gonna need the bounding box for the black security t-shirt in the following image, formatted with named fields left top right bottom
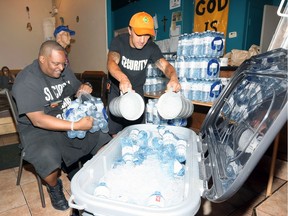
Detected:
left=109, top=33, right=163, bottom=95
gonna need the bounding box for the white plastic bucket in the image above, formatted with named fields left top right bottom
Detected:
left=109, top=90, right=145, bottom=121
left=157, top=90, right=194, bottom=119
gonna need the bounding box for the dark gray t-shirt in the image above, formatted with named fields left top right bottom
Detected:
left=12, top=59, right=81, bottom=126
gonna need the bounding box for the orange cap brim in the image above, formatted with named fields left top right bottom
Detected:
left=133, top=27, right=155, bottom=37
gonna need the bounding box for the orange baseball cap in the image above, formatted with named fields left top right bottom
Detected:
left=129, top=12, right=155, bottom=36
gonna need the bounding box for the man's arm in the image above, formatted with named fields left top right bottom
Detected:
left=107, top=51, right=132, bottom=93
left=26, top=111, right=93, bottom=131
left=155, top=58, right=181, bottom=92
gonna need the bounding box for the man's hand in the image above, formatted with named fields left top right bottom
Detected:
left=74, top=116, right=94, bottom=131
left=119, top=75, right=132, bottom=93
left=167, top=77, right=181, bottom=92
left=76, top=83, right=93, bottom=97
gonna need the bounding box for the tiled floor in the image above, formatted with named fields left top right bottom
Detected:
left=0, top=133, right=287, bottom=216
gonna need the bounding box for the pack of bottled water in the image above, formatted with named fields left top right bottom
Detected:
left=175, top=56, right=220, bottom=79
left=174, top=30, right=225, bottom=103
left=145, top=99, right=187, bottom=126
left=180, top=78, right=222, bottom=102
left=144, top=63, right=169, bottom=95
left=93, top=126, right=187, bottom=207
left=63, top=93, right=109, bottom=139
left=177, top=31, right=225, bottom=58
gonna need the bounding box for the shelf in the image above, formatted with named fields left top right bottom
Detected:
left=192, top=100, right=213, bottom=107
left=144, top=93, right=213, bottom=107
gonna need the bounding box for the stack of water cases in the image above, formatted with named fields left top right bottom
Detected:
left=176, top=31, right=224, bottom=102
left=143, top=54, right=174, bottom=96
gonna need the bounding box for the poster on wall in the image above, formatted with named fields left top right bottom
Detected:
left=170, top=0, right=181, bottom=10
left=193, top=0, right=229, bottom=36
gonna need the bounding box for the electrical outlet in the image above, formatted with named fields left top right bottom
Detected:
left=229, top=31, right=237, bottom=38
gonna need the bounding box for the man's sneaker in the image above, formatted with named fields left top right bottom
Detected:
left=46, top=178, right=69, bottom=211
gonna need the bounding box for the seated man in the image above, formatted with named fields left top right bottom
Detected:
left=12, top=40, right=112, bottom=211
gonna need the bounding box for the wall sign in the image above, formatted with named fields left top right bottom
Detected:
left=194, top=0, right=229, bottom=35
left=170, top=0, right=181, bottom=10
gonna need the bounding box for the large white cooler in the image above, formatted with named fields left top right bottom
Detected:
left=69, top=48, right=287, bottom=216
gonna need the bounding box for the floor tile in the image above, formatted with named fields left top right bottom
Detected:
left=28, top=200, right=72, bottom=216
left=21, top=180, right=48, bottom=206
left=0, top=186, right=26, bottom=213
left=0, top=168, right=17, bottom=190
left=255, top=182, right=287, bottom=216
left=0, top=205, right=31, bottom=216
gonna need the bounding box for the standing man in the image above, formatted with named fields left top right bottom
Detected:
left=54, top=25, right=75, bottom=49
left=12, top=40, right=111, bottom=211
left=107, top=11, right=181, bottom=137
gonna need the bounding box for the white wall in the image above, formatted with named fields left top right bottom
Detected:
left=0, top=0, right=108, bottom=73
left=55, top=0, right=108, bottom=73
left=0, top=0, right=52, bottom=69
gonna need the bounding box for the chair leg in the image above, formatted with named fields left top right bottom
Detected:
left=16, top=151, right=24, bottom=185
left=16, top=150, right=46, bottom=208
left=36, top=174, right=46, bottom=208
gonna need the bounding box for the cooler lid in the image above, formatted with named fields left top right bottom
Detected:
left=198, top=48, right=287, bottom=202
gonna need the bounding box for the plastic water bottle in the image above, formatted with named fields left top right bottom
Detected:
left=175, top=139, right=187, bottom=163
left=151, top=136, right=163, bottom=150
left=211, top=31, right=224, bottom=57
left=157, top=125, right=166, bottom=136
left=145, top=99, right=154, bottom=120
left=226, top=164, right=236, bottom=178
left=177, top=34, right=183, bottom=57
left=201, top=79, right=211, bottom=102
left=147, top=191, right=165, bottom=208
left=180, top=78, right=190, bottom=100
left=67, top=130, right=77, bottom=139
left=160, top=143, right=175, bottom=164
left=193, top=32, right=202, bottom=56
left=161, top=131, right=177, bottom=162
left=133, top=147, right=146, bottom=165
left=99, top=119, right=109, bottom=133
left=206, top=58, right=220, bottom=79
left=129, top=129, right=139, bottom=142
left=177, top=56, right=186, bottom=78
left=181, top=33, right=189, bottom=56
left=152, top=105, right=161, bottom=125
left=120, top=137, right=134, bottom=164
left=93, top=182, right=111, bottom=198
left=137, top=130, right=149, bottom=148
left=146, top=64, right=154, bottom=77
left=89, top=118, right=100, bottom=133
left=95, top=98, right=104, bottom=112
left=144, top=78, right=152, bottom=94
left=173, top=159, right=185, bottom=177
left=162, top=129, right=175, bottom=141
left=77, top=130, right=87, bottom=139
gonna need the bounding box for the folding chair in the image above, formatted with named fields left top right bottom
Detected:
left=4, top=88, right=46, bottom=208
